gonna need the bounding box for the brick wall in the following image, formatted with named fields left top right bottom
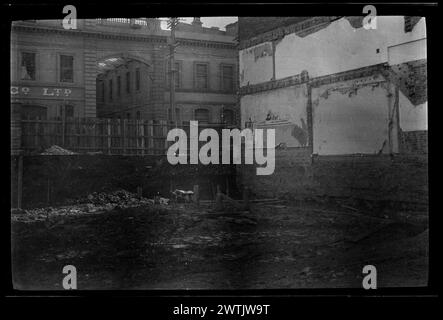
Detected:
left=239, top=151, right=428, bottom=206
left=400, top=130, right=428, bottom=154
left=238, top=17, right=311, bottom=42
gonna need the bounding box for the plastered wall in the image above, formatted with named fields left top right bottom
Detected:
left=240, top=84, right=309, bottom=147
left=311, top=75, right=398, bottom=155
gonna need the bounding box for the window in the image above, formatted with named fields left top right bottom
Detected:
left=126, top=113, right=131, bottom=119
left=21, top=52, right=36, bottom=80
left=21, top=105, right=47, bottom=120
left=109, top=79, right=113, bottom=100
left=194, top=108, right=209, bottom=124
left=60, top=55, right=74, bottom=82
left=221, top=65, right=234, bottom=92
left=136, top=111, right=141, bottom=120
left=98, top=81, right=105, bottom=102
left=117, top=76, right=121, bottom=97
left=195, top=63, right=208, bottom=90
left=222, top=109, right=234, bottom=124
left=136, top=68, right=140, bottom=91
left=166, top=61, right=181, bottom=89
left=65, top=105, right=74, bottom=118
left=126, top=71, right=131, bottom=93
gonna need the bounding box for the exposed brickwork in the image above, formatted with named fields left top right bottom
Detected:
left=388, top=60, right=427, bottom=106
left=400, top=130, right=428, bottom=154
left=239, top=17, right=311, bottom=42
left=239, top=72, right=309, bottom=95
left=238, top=17, right=340, bottom=50
left=404, top=16, right=422, bottom=33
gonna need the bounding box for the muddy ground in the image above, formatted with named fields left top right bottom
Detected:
left=11, top=199, right=428, bottom=290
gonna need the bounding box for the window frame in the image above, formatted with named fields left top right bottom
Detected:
left=222, top=108, right=235, bottom=125
left=108, top=78, right=113, bottom=101
left=165, top=60, right=182, bottom=89
left=117, top=75, right=121, bottom=97
left=220, top=63, right=235, bottom=92
left=126, top=71, right=131, bottom=93
left=59, top=54, right=75, bottom=83
left=194, top=61, right=210, bottom=91
left=20, top=51, right=37, bottom=81
left=135, top=68, right=140, bottom=91
left=194, top=107, right=210, bottom=124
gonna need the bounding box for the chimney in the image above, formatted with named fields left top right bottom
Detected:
left=192, top=17, right=203, bottom=27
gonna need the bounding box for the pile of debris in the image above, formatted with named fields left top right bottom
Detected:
left=11, top=189, right=166, bottom=223
left=83, top=190, right=143, bottom=206
left=40, top=145, right=77, bottom=155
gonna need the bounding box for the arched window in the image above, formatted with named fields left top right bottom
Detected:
left=194, top=108, right=210, bottom=124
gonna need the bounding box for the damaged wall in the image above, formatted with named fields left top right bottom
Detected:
left=311, top=74, right=398, bottom=155
left=239, top=42, right=274, bottom=86
left=264, top=16, right=425, bottom=81
left=399, top=90, right=427, bottom=132
left=240, top=84, right=309, bottom=147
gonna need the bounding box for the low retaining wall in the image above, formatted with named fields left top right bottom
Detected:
left=238, top=148, right=428, bottom=207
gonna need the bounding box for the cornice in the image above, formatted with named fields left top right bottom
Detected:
left=12, top=24, right=237, bottom=50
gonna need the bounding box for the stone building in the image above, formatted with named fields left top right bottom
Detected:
left=11, top=18, right=239, bottom=125
left=237, top=16, right=428, bottom=200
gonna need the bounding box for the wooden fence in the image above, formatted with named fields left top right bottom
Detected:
left=15, top=118, right=230, bottom=156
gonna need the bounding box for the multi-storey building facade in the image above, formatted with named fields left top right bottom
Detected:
left=11, top=18, right=238, bottom=125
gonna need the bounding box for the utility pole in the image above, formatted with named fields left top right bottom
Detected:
left=167, top=18, right=180, bottom=127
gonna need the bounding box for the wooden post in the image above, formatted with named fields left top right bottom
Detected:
left=17, top=155, right=23, bottom=209
left=193, top=184, right=199, bottom=206
left=225, top=176, right=230, bottom=197
left=140, top=120, right=145, bottom=156
left=215, top=184, right=223, bottom=211
left=243, top=186, right=250, bottom=211
left=107, top=119, right=112, bottom=154
left=122, top=119, right=126, bottom=155
left=47, top=177, right=51, bottom=205
left=62, top=104, right=66, bottom=147
left=161, top=120, right=168, bottom=154
left=148, top=120, right=153, bottom=155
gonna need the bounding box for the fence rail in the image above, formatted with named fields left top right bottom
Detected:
left=14, top=118, right=231, bottom=156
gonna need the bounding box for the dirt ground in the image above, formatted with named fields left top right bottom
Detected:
left=11, top=199, right=428, bottom=290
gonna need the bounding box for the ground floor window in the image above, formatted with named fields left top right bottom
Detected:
left=194, top=108, right=209, bottom=124
left=21, top=105, right=47, bottom=120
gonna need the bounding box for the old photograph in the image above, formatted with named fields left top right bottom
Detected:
left=10, top=14, right=428, bottom=290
